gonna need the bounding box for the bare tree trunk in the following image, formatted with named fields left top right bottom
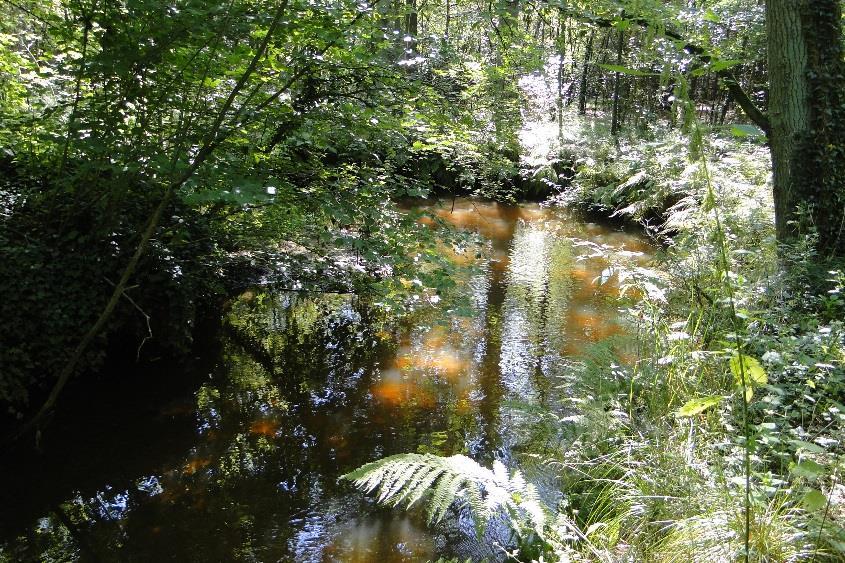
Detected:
left=557, top=22, right=564, bottom=135
left=768, top=0, right=809, bottom=243
left=767, top=0, right=814, bottom=242
left=405, top=0, right=417, bottom=36
left=578, top=30, right=595, bottom=115
left=611, top=30, right=624, bottom=135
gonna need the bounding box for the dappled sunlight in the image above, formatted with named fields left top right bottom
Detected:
left=435, top=241, right=477, bottom=266
left=1, top=0, right=809, bottom=559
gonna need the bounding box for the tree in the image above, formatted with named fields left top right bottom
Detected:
left=767, top=0, right=845, bottom=257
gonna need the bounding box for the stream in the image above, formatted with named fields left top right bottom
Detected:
left=1, top=199, right=652, bottom=562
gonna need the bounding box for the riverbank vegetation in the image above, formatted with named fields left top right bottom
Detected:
left=2, top=0, right=845, bottom=561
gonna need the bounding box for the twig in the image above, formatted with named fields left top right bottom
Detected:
left=103, top=277, right=152, bottom=361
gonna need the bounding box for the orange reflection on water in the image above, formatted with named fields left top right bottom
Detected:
left=371, top=373, right=436, bottom=409
left=566, top=306, right=625, bottom=343
left=490, top=255, right=510, bottom=273
left=424, top=349, right=466, bottom=380
left=371, top=381, right=437, bottom=409
left=322, top=515, right=434, bottom=563
left=183, top=458, right=211, bottom=476
left=434, top=206, right=514, bottom=241
left=249, top=419, right=279, bottom=438
left=421, top=326, right=449, bottom=349
left=397, top=328, right=469, bottom=381
left=416, top=215, right=436, bottom=228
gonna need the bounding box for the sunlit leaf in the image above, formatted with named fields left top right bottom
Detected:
left=730, top=124, right=765, bottom=138
left=703, top=9, right=721, bottom=23
left=791, top=459, right=826, bottom=481
left=791, top=440, right=826, bottom=454
left=676, top=396, right=724, bottom=417
left=801, top=489, right=828, bottom=511
left=709, top=59, right=742, bottom=73
left=730, top=353, right=767, bottom=387
left=693, top=59, right=743, bottom=76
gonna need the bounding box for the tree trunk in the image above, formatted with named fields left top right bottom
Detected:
left=557, top=21, right=564, bottom=135
left=578, top=31, right=595, bottom=115
left=767, top=0, right=845, bottom=255
left=766, top=0, right=811, bottom=243
left=405, top=0, right=417, bottom=36
left=611, top=29, right=624, bottom=136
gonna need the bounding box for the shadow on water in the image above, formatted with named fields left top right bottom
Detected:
left=1, top=199, right=652, bottom=562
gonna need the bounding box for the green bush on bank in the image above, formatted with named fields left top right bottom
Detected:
left=542, top=119, right=845, bottom=560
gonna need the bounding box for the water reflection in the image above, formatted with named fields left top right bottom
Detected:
left=1, top=199, right=651, bottom=562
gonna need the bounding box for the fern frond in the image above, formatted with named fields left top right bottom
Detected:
left=428, top=469, right=471, bottom=523
left=402, top=464, right=445, bottom=508
left=341, top=453, right=551, bottom=539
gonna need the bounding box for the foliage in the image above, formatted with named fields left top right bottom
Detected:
left=342, top=453, right=551, bottom=558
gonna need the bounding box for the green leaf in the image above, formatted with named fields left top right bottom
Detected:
left=791, top=459, right=826, bottom=481
left=742, top=385, right=754, bottom=402
left=730, top=353, right=767, bottom=387
left=801, top=489, right=828, bottom=511
left=703, top=9, right=721, bottom=23
left=676, top=396, right=724, bottom=417
left=731, top=124, right=765, bottom=138
left=791, top=440, right=826, bottom=454
left=709, top=59, right=742, bottom=73
left=830, top=539, right=845, bottom=553
left=598, top=64, right=656, bottom=77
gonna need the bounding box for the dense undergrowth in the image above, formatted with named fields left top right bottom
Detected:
left=546, top=115, right=845, bottom=560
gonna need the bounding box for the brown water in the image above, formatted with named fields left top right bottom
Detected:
left=0, top=199, right=651, bottom=562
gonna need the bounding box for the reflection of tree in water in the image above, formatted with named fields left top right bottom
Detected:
left=499, top=221, right=575, bottom=401
left=6, top=292, right=410, bottom=561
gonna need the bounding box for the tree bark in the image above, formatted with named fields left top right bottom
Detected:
left=767, top=0, right=845, bottom=255
left=766, top=0, right=811, bottom=243
left=405, top=0, right=417, bottom=36
left=611, top=29, right=624, bottom=136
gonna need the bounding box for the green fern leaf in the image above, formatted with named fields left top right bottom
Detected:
left=341, top=453, right=551, bottom=542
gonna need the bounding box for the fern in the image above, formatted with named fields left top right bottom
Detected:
left=341, top=453, right=547, bottom=540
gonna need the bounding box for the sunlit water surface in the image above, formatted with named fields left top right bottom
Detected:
left=1, top=199, right=651, bottom=562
